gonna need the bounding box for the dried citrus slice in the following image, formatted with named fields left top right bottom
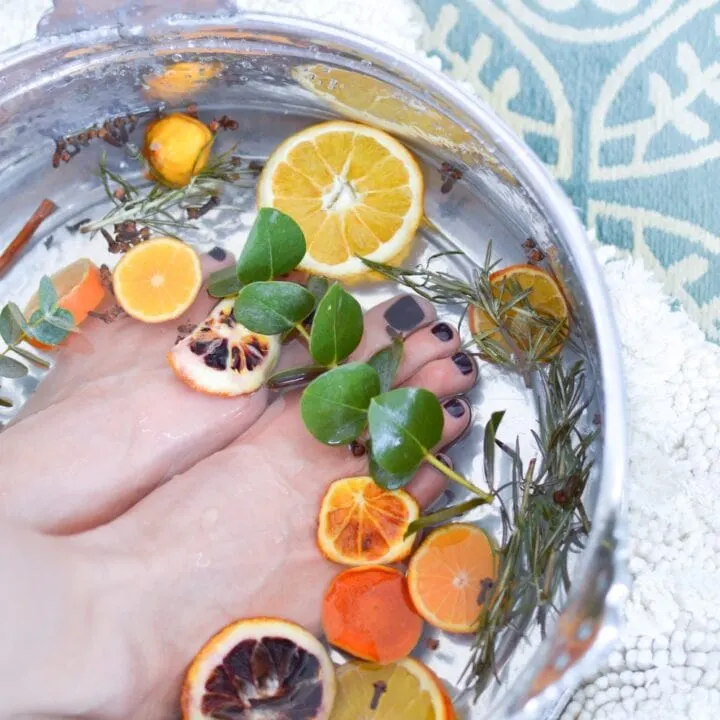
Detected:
left=181, top=617, right=336, bottom=720
left=322, top=566, right=423, bottom=663
left=468, top=264, right=569, bottom=360
left=23, top=258, right=106, bottom=348
left=112, top=238, right=202, bottom=323
left=330, top=658, right=455, bottom=720
left=257, top=120, right=424, bottom=280
left=143, top=113, right=214, bottom=187
left=168, top=298, right=280, bottom=397
left=144, top=61, right=222, bottom=102
left=407, top=524, right=498, bottom=634
left=317, top=476, right=419, bottom=566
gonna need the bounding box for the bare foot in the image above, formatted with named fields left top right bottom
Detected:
left=75, top=295, right=479, bottom=719
left=0, top=252, right=273, bottom=534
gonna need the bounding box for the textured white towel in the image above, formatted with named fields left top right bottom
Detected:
left=2, top=1, right=719, bottom=717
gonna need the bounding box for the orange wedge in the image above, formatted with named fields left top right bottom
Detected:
left=317, top=476, right=419, bottom=566
left=330, top=658, right=455, bottom=720
left=181, top=617, right=336, bottom=719
left=112, top=238, right=202, bottom=323
left=257, top=120, right=424, bottom=280
left=23, top=258, right=106, bottom=349
left=468, top=264, right=569, bottom=360
left=407, top=523, right=498, bottom=634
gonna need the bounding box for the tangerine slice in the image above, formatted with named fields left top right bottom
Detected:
left=322, top=566, right=423, bottom=664
left=330, top=658, right=455, bottom=719
left=317, top=476, right=419, bottom=566
left=407, top=524, right=498, bottom=634
left=182, top=617, right=336, bottom=720
left=112, top=238, right=202, bottom=323
left=257, top=120, right=424, bottom=281
left=23, top=258, right=106, bottom=349
left=468, top=264, right=569, bottom=361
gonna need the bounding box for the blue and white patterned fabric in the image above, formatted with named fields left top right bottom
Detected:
left=417, top=0, right=720, bottom=341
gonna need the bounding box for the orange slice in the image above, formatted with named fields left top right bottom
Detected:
left=468, top=264, right=569, bottom=360
left=317, top=476, right=419, bottom=566
left=322, top=565, right=424, bottom=664
left=181, top=617, right=336, bottom=719
left=331, top=658, right=455, bottom=720
left=143, top=113, right=214, bottom=187
left=257, top=120, right=424, bottom=280
left=407, top=523, right=498, bottom=634
left=23, top=258, right=106, bottom=349
left=112, top=238, right=202, bottom=323
left=144, top=61, right=222, bottom=102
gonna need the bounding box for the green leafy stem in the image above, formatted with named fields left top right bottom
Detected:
left=206, top=207, right=493, bottom=502
left=0, top=276, right=79, bottom=407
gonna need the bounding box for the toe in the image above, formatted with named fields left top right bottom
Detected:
left=392, top=321, right=461, bottom=384
left=405, top=455, right=453, bottom=509
left=400, top=350, right=478, bottom=396
left=439, top=397, right=473, bottom=448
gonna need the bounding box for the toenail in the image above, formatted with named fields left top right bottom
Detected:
left=452, top=352, right=475, bottom=376
left=435, top=452, right=453, bottom=470
left=384, top=295, right=426, bottom=335
left=209, top=246, right=227, bottom=261
left=444, top=398, right=466, bottom=418
left=431, top=322, right=454, bottom=342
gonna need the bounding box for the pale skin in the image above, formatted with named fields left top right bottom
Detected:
left=0, top=252, right=478, bottom=719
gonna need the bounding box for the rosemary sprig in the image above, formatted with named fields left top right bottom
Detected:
left=82, top=149, right=260, bottom=239
left=363, top=245, right=568, bottom=386
left=464, top=358, right=597, bottom=696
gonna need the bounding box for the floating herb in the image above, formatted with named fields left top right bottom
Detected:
left=405, top=497, right=487, bottom=539
left=233, top=281, right=315, bottom=335
left=309, top=283, right=363, bottom=366
left=207, top=266, right=242, bottom=298
left=367, top=338, right=404, bottom=394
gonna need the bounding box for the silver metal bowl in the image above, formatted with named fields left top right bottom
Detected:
left=0, top=2, right=629, bottom=718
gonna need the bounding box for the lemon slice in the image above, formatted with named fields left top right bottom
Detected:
left=330, top=658, right=455, bottom=720
left=257, top=120, right=424, bottom=280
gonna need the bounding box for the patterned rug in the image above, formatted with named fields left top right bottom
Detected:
left=417, top=0, right=720, bottom=342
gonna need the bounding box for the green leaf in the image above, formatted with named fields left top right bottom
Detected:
left=234, top=282, right=315, bottom=335
left=0, top=304, right=25, bottom=346
left=369, top=453, right=415, bottom=491
left=301, top=362, right=380, bottom=445
left=368, top=388, right=444, bottom=475
left=484, top=410, right=505, bottom=492
left=207, top=266, right=242, bottom=298
left=0, top=355, right=28, bottom=379
left=307, top=276, right=330, bottom=308
left=38, top=276, right=58, bottom=315
left=27, top=310, right=70, bottom=346
left=404, top=498, right=486, bottom=539
left=236, top=208, right=306, bottom=283
left=8, top=345, right=50, bottom=369
left=43, top=308, right=78, bottom=333
left=267, top=365, right=327, bottom=391
left=0, top=396, right=12, bottom=408
left=367, top=338, right=404, bottom=393
left=309, top=283, right=363, bottom=366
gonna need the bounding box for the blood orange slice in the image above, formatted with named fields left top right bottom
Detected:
left=181, top=617, right=336, bottom=720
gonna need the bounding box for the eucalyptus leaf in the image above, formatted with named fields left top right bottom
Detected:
left=0, top=355, right=28, bottom=379
left=309, top=284, right=363, bottom=366
left=8, top=345, right=50, bottom=369
left=369, top=453, right=415, bottom=491
left=368, top=387, right=444, bottom=475
left=207, top=266, right=242, bottom=298
left=267, top=365, right=326, bottom=391
left=0, top=304, right=25, bottom=346
left=307, top=276, right=330, bottom=307
left=236, top=208, right=306, bottom=283
left=38, top=276, right=58, bottom=315
left=367, top=338, right=403, bottom=393
left=27, top=310, right=70, bottom=346
left=0, top=396, right=12, bottom=408
left=301, top=362, right=380, bottom=445
left=234, top=282, right=315, bottom=335
left=43, top=308, right=78, bottom=333
left=404, top=498, right=487, bottom=539
left=483, top=410, right=505, bottom=492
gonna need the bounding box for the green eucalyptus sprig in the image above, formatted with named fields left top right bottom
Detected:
left=0, top=277, right=78, bottom=407
left=206, top=207, right=493, bottom=501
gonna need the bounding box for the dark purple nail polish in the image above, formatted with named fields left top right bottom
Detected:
left=452, top=352, right=475, bottom=376
left=444, top=398, right=466, bottom=418
left=435, top=453, right=453, bottom=470
left=209, top=246, right=227, bottom=261
left=383, top=295, right=425, bottom=334
left=431, top=322, right=453, bottom=342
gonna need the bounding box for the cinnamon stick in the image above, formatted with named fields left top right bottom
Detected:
left=0, top=199, right=57, bottom=277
